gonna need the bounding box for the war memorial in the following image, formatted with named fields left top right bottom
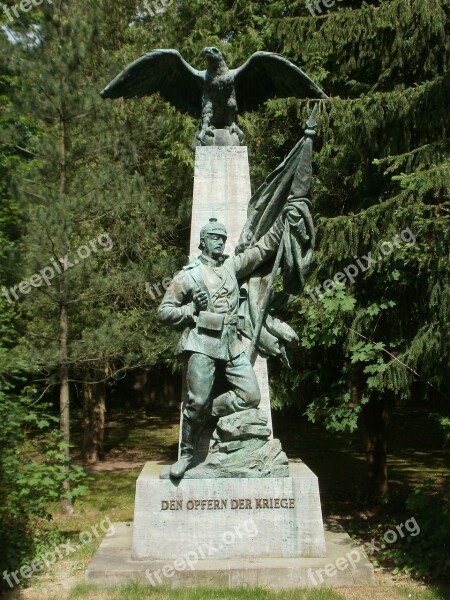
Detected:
left=86, top=46, right=375, bottom=589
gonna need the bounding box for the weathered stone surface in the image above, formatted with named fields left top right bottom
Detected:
left=215, top=408, right=270, bottom=441
left=133, top=461, right=327, bottom=560
left=216, top=438, right=266, bottom=453
left=185, top=438, right=288, bottom=479
left=86, top=521, right=376, bottom=589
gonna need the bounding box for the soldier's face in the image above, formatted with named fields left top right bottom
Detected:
left=202, top=234, right=226, bottom=259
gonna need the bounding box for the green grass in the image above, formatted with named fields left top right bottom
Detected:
left=54, top=581, right=450, bottom=600
left=396, top=584, right=450, bottom=600
left=66, top=582, right=351, bottom=599
left=75, top=469, right=140, bottom=519
left=71, top=409, right=180, bottom=463
left=10, top=579, right=450, bottom=600
left=272, top=408, right=449, bottom=496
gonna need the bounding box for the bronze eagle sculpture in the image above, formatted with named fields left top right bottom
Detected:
left=100, top=47, right=328, bottom=146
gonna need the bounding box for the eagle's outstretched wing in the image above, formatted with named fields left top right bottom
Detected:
left=100, top=49, right=205, bottom=118
left=232, top=52, right=328, bottom=112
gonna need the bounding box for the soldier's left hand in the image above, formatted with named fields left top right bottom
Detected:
left=193, top=290, right=208, bottom=312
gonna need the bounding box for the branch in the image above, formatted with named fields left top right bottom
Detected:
left=346, top=327, right=450, bottom=402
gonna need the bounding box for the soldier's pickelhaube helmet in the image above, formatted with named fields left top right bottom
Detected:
left=199, top=218, right=228, bottom=247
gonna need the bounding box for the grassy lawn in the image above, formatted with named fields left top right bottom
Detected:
left=4, top=406, right=449, bottom=599
left=50, top=582, right=450, bottom=600
left=6, top=581, right=450, bottom=600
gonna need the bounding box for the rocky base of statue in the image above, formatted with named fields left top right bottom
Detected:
left=161, top=409, right=288, bottom=480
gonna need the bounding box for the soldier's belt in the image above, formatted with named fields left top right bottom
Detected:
left=196, top=311, right=237, bottom=332
left=224, top=315, right=238, bottom=325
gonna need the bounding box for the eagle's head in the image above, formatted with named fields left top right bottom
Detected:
left=203, top=47, right=226, bottom=69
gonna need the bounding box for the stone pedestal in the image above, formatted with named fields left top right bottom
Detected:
left=86, top=520, right=376, bottom=588
left=132, top=460, right=326, bottom=560
left=85, top=461, right=375, bottom=589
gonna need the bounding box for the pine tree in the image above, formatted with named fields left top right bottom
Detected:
left=0, top=22, right=85, bottom=576
left=3, top=0, right=111, bottom=512
left=4, top=0, right=194, bottom=478
left=261, top=0, right=450, bottom=494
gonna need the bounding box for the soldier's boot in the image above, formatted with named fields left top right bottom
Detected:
left=211, top=391, right=259, bottom=418
left=170, top=416, right=201, bottom=479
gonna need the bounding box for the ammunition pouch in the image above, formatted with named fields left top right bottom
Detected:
left=196, top=311, right=224, bottom=335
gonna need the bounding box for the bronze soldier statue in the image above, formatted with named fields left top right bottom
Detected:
left=157, top=213, right=287, bottom=478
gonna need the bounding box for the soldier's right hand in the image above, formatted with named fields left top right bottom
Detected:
left=193, top=290, right=208, bottom=312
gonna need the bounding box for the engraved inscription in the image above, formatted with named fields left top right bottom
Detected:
left=160, top=498, right=295, bottom=511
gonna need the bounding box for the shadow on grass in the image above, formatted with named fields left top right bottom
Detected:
left=71, top=409, right=180, bottom=464
left=272, top=407, right=449, bottom=514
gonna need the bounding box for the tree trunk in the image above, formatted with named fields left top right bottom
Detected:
left=361, top=395, right=393, bottom=496
left=349, top=367, right=393, bottom=496
left=83, top=373, right=106, bottom=464
left=59, top=300, right=73, bottom=514
left=58, top=96, right=73, bottom=513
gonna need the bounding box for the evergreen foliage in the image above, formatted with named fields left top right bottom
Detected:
left=0, top=0, right=448, bottom=578
left=2, top=0, right=190, bottom=469
left=263, top=2, right=450, bottom=438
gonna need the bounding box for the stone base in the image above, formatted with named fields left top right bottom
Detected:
left=193, top=128, right=242, bottom=147
left=132, top=460, right=326, bottom=560
left=85, top=522, right=375, bottom=588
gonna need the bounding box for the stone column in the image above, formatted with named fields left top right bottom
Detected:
left=179, top=144, right=273, bottom=462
